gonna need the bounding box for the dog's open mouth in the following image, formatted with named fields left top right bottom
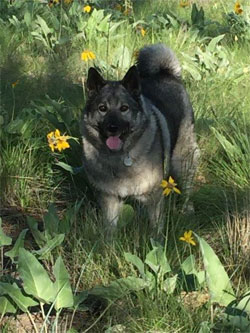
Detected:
left=106, top=136, right=123, bottom=151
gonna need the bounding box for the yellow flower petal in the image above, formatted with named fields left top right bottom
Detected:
left=173, top=187, right=181, bottom=194
left=160, top=180, right=168, bottom=188
left=141, top=28, right=146, bottom=37
left=189, top=239, right=196, bottom=246
left=47, top=131, right=54, bottom=139
left=168, top=176, right=177, bottom=186
left=49, top=143, right=55, bottom=152
left=179, top=230, right=196, bottom=246
left=81, top=50, right=96, bottom=62
left=56, top=139, right=70, bottom=152
left=55, top=129, right=61, bottom=137
left=163, top=188, right=171, bottom=196
left=83, top=5, right=91, bottom=13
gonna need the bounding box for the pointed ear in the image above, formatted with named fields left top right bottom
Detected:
left=121, top=66, right=141, bottom=97
left=87, top=67, right=106, bottom=96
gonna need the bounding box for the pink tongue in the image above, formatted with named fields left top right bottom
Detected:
left=106, top=136, right=122, bottom=150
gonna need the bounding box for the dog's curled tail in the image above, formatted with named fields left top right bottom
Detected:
left=137, top=43, right=181, bottom=79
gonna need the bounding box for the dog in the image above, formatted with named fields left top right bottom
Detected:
left=82, top=44, right=199, bottom=236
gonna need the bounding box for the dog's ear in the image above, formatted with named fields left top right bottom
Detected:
left=122, top=66, right=141, bottom=97
left=87, top=67, right=106, bottom=96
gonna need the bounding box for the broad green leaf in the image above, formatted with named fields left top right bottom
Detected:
left=24, top=11, right=32, bottom=27
left=0, top=217, right=12, bottom=246
left=74, top=291, right=88, bottom=310
left=0, top=282, right=38, bottom=312
left=181, top=255, right=197, bottom=275
left=90, top=277, right=148, bottom=301
left=234, top=292, right=250, bottom=314
left=5, top=229, right=28, bottom=262
left=182, top=61, right=201, bottom=81
left=56, top=161, right=76, bottom=174
left=44, top=204, right=59, bottom=236
left=195, top=234, right=235, bottom=306
left=124, top=252, right=145, bottom=277
left=145, top=271, right=156, bottom=292
left=145, top=246, right=171, bottom=276
left=163, top=275, right=178, bottom=294
left=33, top=234, right=65, bottom=259
left=18, top=248, right=55, bottom=303
left=220, top=313, right=250, bottom=332
left=0, top=296, right=16, bottom=314
left=36, top=15, right=52, bottom=36
left=207, top=34, right=225, bottom=53
left=53, top=256, right=74, bottom=311
left=27, top=216, right=46, bottom=247
left=196, top=271, right=206, bottom=285
left=6, top=118, right=25, bottom=134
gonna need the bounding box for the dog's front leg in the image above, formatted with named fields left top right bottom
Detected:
left=145, top=194, right=165, bottom=239
left=99, top=194, right=123, bottom=235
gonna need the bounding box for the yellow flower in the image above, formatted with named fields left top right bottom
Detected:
left=140, top=28, right=146, bottom=37
left=180, top=0, right=189, bottom=8
left=81, top=50, right=96, bottom=62
left=179, top=230, right=196, bottom=246
left=47, top=129, right=70, bottom=152
left=11, top=80, right=19, bottom=88
left=234, top=1, right=243, bottom=14
left=83, top=5, right=91, bottom=13
left=160, top=176, right=181, bottom=196
left=56, top=137, right=70, bottom=152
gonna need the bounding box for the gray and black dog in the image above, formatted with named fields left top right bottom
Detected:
left=82, top=44, right=199, bottom=236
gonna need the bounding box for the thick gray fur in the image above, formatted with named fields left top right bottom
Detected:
left=82, top=43, right=199, bottom=238
left=137, top=43, right=182, bottom=78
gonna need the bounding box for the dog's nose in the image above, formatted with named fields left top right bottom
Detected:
left=108, top=124, right=118, bottom=133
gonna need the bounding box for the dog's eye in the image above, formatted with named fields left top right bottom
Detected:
left=120, top=105, right=129, bottom=112
left=98, top=105, right=107, bottom=113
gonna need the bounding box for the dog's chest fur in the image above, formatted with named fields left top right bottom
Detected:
left=83, top=134, right=164, bottom=198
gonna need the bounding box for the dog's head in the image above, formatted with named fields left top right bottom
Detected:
left=84, top=66, right=145, bottom=152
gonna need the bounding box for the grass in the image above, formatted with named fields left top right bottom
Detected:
left=1, top=0, right=250, bottom=332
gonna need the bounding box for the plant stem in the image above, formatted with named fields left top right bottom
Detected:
left=0, top=247, right=3, bottom=276
left=27, top=310, right=39, bottom=333
left=11, top=89, right=15, bottom=121
left=40, top=302, right=48, bottom=333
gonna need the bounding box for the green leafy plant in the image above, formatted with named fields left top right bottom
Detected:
left=0, top=249, right=75, bottom=332
left=27, top=201, right=82, bottom=259
left=194, top=34, right=229, bottom=74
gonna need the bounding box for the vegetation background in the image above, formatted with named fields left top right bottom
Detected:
left=0, top=0, right=250, bottom=332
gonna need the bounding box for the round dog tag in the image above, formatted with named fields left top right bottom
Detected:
left=124, top=155, right=133, bottom=167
